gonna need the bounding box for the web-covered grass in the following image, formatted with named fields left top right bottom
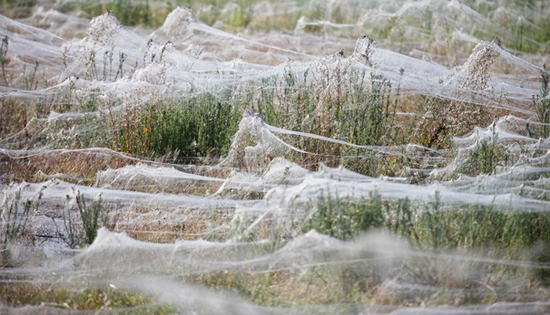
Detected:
left=1, top=0, right=550, bottom=314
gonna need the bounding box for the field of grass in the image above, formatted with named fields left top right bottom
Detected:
left=1, top=0, right=550, bottom=314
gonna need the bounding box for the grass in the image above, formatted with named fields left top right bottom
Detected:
left=0, top=283, right=173, bottom=313
left=528, top=66, right=550, bottom=138
left=0, top=0, right=34, bottom=19
left=302, top=191, right=385, bottom=241
left=288, top=188, right=550, bottom=261
left=0, top=183, right=43, bottom=268
left=6, top=266, right=539, bottom=313
left=456, top=124, right=508, bottom=176
left=145, top=95, right=240, bottom=160
left=53, top=189, right=118, bottom=248
left=1, top=183, right=42, bottom=244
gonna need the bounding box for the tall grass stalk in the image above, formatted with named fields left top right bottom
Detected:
left=0, top=35, right=9, bottom=87
left=528, top=66, right=550, bottom=138
left=1, top=183, right=43, bottom=245
left=76, top=190, right=113, bottom=245
left=53, top=194, right=81, bottom=249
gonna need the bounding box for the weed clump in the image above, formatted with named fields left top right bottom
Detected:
left=1, top=183, right=43, bottom=266
left=528, top=66, right=550, bottom=139
left=111, top=94, right=240, bottom=163
left=0, top=283, right=170, bottom=312
left=0, top=35, right=8, bottom=87
left=303, top=192, right=385, bottom=241
left=1, top=183, right=42, bottom=245
left=54, top=189, right=117, bottom=248
left=456, top=124, right=508, bottom=176
left=299, top=189, right=550, bottom=261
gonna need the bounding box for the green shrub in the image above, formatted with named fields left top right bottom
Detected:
left=415, top=192, right=550, bottom=255
left=302, top=191, right=386, bottom=241
left=341, top=73, right=395, bottom=147
left=457, top=135, right=507, bottom=176
left=146, top=95, right=240, bottom=160
left=302, top=189, right=550, bottom=260
left=340, top=72, right=398, bottom=175
left=113, top=94, right=240, bottom=161
left=55, top=189, right=117, bottom=247
left=76, top=191, right=107, bottom=245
